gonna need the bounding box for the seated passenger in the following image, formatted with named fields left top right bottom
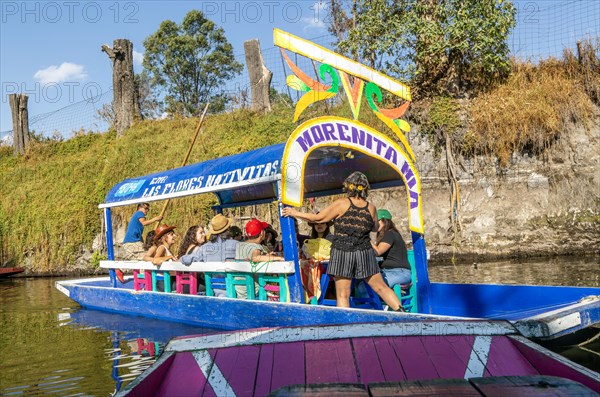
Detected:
left=229, top=225, right=243, bottom=241
left=145, top=224, right=177, bottom=292
left=302, top=219, right=333, bottom=300
left=371, top=209, right=411, bottom=287
left=302, top=218, right=333, bottom=260
left=180, top=214, right=238, bottom=264
left=178, top=225, right=206, bottom=257
left=234, top=218, right=284, bottom=299
left=308, top=219, right=332, bottom=240
left=177, top=225, right=207, bottom=294
left=263, top=224, right=278, bottom=252
left=152, top=224, right=177, bottom=265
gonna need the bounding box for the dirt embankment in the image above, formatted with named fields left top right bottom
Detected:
left=366, top=111, right=600, bottom=262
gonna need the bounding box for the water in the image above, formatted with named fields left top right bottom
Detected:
left=0, top=278, right=216, bottom=396
left=0, top=257, right=598, bottom=396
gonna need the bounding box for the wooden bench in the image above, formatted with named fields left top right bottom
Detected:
left=100, top=260, right=295, bottom=302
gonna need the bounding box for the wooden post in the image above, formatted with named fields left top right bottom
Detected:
left=158, top=103, right=210, bottom=220
left=101, top=39, right=141, bottom=137
left=244, top=39, right=272, bottom=112
left=8, top=94, right=30, bottom=155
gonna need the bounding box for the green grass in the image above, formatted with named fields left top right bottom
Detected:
left=0, top=107, right=301, bottom=272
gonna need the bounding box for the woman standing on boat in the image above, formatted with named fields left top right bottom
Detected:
left=371, top=209, right=411, bottom=288
left=282, top=171, right=403, bottom=311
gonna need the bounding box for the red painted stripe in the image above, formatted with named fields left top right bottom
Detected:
left=305, top=339, right=358, bottom=383
left=393, top=336, right=440, bottom=380
left=352, top=337, right=386, bottom=383
left=155, top=352, right=211, bottom=397
left=254, top=344, right=275, bottom=396
left=271, top=342, right=306, bottom=391
left=487, top=337, right=539, bottom=377
left=421, top=336, right=472, bottom=379
left=373, top=337, right=408, bottom=382
left=512, top=339, right=600, bottom=393
left=212, top=345, right=260, bottom=396
left=126, top=355, right=175, bottom=397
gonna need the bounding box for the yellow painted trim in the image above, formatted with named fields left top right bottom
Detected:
left=281, top=116, right=424, bottom=233
left=274, top=28, right=411, bottom=102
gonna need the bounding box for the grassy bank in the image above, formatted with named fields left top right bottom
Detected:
left=0, top=107, right=299, bottom=272
left=1, top=47, right=598, bottom=273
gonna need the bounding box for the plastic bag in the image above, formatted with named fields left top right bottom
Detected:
left=302, top=238, right=331, bottom=260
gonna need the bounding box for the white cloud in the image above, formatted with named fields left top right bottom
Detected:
left=0, top=134, right=13, bottom=147
left=303, top=1, right=327, bottom=32
left=133, top=50, right=144, bottom=66
left=34, top=62, right=87, bottom=85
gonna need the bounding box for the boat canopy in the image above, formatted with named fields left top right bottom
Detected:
left=100, top=142, right=404, bottom=209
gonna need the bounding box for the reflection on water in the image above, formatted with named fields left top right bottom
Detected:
left=553, top=339, right=600, bottom=374
left=429, top=256, right=600, bottom=287
left=0, top=256, right=598, bottom=396
left=0, top=277, right=216, bottom=396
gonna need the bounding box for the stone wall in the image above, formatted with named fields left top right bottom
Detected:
left=363, top=112, right=600, bottom=261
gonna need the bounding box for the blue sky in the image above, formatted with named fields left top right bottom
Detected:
left=0, top=1, right=331, bottom=133
left=1, top=1, right=598, bottom=135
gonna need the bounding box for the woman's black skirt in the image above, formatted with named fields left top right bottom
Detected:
left=327, top=247, right=380, bottom=279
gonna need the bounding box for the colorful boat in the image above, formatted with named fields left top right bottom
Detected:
left=117, top=321, right=600, bottom=396
left=0, top=267, right=24, bottom=278
left=56, top=29, right=599, bottom=344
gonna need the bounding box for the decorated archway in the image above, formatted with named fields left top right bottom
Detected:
left=281, top=116, right=424, bottom=234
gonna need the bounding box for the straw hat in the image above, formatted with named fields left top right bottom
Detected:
left=154, top=224, right=176, bottom=243
left=208, top=214, right=232, bottom=236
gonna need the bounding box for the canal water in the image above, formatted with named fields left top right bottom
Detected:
left=0, top=256, right=598, bottom=396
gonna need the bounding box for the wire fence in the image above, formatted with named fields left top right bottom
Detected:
left=1, top=1, right=598, bottom=143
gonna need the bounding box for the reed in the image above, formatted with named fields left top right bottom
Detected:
left=467, top=39, right=598, bottom=165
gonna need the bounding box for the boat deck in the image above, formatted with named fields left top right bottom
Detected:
left=271, top=376, right=596, bottom=396
left=122, top=325, right=600, bottom=396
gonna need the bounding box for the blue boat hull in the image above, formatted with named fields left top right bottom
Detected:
left=56, top=277, right=599, bottom=342
left=57, top=278, right=445, bottom=330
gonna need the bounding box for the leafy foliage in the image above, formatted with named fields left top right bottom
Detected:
left=143, top=10, right=243, bottom=116
left=328, top=0, right=516, bottom=97
left=417, top=96, right=462, bottom=149
left=135, top=70, right=163, bottom=120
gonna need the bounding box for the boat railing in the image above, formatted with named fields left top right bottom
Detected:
left=100, top=260, right=295, bottom=274
left=100, top=260, right=294, bottom=301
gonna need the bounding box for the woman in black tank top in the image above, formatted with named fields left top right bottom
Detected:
left=282, top=171, right=403, bottom=311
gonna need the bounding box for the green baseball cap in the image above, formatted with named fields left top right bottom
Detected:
left=377, top=209, right=392, bottom=220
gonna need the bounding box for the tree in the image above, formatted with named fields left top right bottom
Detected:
left=101, top=39, right=141, bottom=137
left=143, top=10, right=243, bottom=116
left=134, top=70, right=163, bottom=120
left=328, top=0, right=516, bottom=97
